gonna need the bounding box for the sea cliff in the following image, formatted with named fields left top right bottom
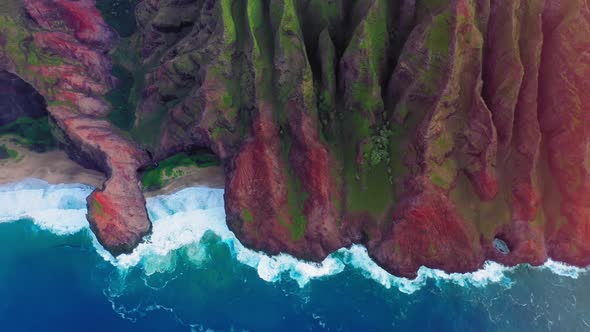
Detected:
left=1, top=0, right=589, bottom=277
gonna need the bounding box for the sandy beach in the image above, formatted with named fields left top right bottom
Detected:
left=143, top=165, right=225, bottom=197
left=0, top=138, right=224, bottom=195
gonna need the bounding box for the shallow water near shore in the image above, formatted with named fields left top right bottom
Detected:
left=0, top=179, right=589, bottom=331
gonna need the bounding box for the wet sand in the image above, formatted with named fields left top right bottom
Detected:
left=0, top=138, right=105, bottom=187
left=144, top=165, right=225, bottom=197
left=0, top=138, right=224, bottom=195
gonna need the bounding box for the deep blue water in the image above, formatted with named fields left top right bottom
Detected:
left=0, top=180, right=589, bottom=332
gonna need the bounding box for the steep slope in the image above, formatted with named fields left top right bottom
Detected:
left=2, top=0, right=590, bottom=277
left=0, top=0, right=151, bottom=255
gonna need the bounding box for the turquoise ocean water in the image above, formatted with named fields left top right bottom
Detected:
left=0, top=179, right=588, bottom=331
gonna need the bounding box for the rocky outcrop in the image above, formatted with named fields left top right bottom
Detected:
left=0, top=0, right=151, bottom=255
left=539, top=0, right=590, bottom=267
left=3, top=0, right=590, bottom=277
left=0, top=70, right=46, bottom=125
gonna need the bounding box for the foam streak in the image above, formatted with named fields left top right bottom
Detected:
left=0, top=179, right=587, bottom=294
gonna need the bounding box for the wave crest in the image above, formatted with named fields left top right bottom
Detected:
left=0, top=179, right=587, bottom=294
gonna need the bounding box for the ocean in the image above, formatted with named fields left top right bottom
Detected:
left=0, top=179, right=588, bottom=331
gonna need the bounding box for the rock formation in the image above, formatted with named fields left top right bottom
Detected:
left=0, top=70, right=46, bottom=126
left=1, top=0, right=150, bottom=255
left=1, top=0, right=590, bottom=277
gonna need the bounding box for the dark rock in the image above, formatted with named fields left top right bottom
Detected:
left=493, top=238, right=510, bottom=255
left=4, top=0, right=590, bottom=278
left=0, top=71, right=46, bottom=126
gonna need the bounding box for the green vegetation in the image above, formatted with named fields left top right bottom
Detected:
left=106, top=64, right=135, bottom=130
left=341, top=123, right=406, bottom=217
left=108, top=41, right=151, bottom=145
left=0, top=15, right=66, bottom=78
left=0, top=116, right=56, bottom=151
left=0, top=15, right=30, bottom=71
left=305, top=0, right=339, bottom=32
left=141, top=151, right=221, bottom=190
left=243, top=0, right=313, bottom=240
left=426, top=12, right=452, bottom=55
left=242, top=209, right=254, bottom=223
left=421, top=0, right=449, bottom=14
left=247, top=0, right=275, bottom=103
left=365, top=127, right=393, bottom=167
left=283, top=173, right=308, bottom=241
left=270, top=0, right=315, bottom=240
left=110, top=37, right=146, bottom=108
left=428, top=131, right=456, bottom=190
left=26, top=44, right=65, bottom=67
left=211, top=127, right=232, bottom=141
left=272, top=0, right=310, bottom=119
left=326, top=0, right=398, bottom=218
left=345, top=161, right=394, bottom=214
left=428, top=157, right=457, bottom=189
left=364, top=0, right=390, bottom=74
left=450, top=174, right=510, bottom=241
left=220, top=0, right=236, bottom=44
left=339, top=112, right=395, bottom=217
left=110, top=34, right=179, bottom=149
left=273, top=134, right=309, bottom=241
left=95, top=0, right=138, bottom=37
left=316, top=30, right=337, bottom=141
left=108, top=35, right=156, bottom=143
left=0, top=144, right=17, bottom=159
left=92, top=199, right=104, bottom=216
left=130, top=105, right=168, bottom=148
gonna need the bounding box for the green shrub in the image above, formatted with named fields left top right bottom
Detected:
left=141, top=151, right=221, bottom=190
left=0, top=116, right=56, bottom=151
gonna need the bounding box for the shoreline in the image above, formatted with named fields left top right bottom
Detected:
left=0, top=176, right=587, bottom=290
left=0, top=159, right=587, bottom=286
left=0, top=138, right=225, bottom=196
left=2, top=140, right=587, bottom=281
left=144, top=165, right=225, bottom=197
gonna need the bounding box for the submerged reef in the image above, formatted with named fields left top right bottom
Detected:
left=1, top=0, right=590, bottom=278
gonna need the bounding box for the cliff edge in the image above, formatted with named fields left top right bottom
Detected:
left=1, top=0, right=589, bottom=277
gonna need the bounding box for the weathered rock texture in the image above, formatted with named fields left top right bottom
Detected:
left=0, top=0, right=150, bottom=255
left=2, top=0, right=590, bottom=277
left=0, top=70, right=46, bottom=125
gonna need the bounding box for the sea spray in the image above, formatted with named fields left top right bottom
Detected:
left=0, top=179, right=587, bottom=295
left=0, top=179, right=92, bottom=234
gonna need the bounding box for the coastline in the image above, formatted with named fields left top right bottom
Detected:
left=0, top=178, right=587, bottom=332
left=143, top=164, right=225, bottom=197
left=0, top=138, right=225, bottom=196
left=0, top=138, right=105, bottom=188
left=1, top=140, right=587, bottom=282
left=0, top=176, right=586, bottom=292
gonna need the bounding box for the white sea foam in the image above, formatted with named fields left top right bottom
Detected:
left=0, top=179, right=587, bottom=294
left=0, top=178, right=92, bottom=235
left=543, top=259, right=586, bottom=279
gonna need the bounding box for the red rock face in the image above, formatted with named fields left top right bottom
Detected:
left=373, top=179, right=483, bottom=276
left=5, top=0, right=152, bottom=255
left=24, top=0, right=115, bottom=49
left=4, top=0, right=590, bottom=277
left=539, top=0, right=590, bottom=267
left=225, top=100, right=344, bottom=261
left=225, top=105, right=297, bottom=256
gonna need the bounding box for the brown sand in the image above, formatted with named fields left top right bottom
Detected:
left=0, top=138, right=225, bottom=195
left=0, top=138, right=105, bottom=187
left=144, top=165, right=225, bottom=197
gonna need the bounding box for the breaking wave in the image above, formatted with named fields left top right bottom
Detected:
left=0, top=179, right=587, bottom=294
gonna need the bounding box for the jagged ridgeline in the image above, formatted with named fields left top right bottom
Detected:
left=103, top=0, right=590, bottom=276
left=3, top=0, right=590, bottom=277
left=118, top=0, right=497, bottom=269
left=114, top=0, right=415, bottom=261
